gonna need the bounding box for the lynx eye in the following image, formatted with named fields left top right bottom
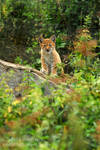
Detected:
left=43, top=44, right=46, bottom=48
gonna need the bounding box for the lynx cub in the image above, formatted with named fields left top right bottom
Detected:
left=39, top=35, right=62, bottom=75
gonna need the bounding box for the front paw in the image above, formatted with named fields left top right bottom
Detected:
left=40, top=68, right=48, bottom=75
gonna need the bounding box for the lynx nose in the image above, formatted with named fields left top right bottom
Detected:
left=47, top=49, right=50, bottom=52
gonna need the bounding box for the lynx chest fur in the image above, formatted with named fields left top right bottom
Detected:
left=39, top=35, right=62, bottom=75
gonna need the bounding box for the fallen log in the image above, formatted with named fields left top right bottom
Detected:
left=0, top=59, right=57, bottom=97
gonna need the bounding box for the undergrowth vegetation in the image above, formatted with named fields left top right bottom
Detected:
left=0, top=29, right=100, bottom=150
left=0, top=0, right=100, bottom=149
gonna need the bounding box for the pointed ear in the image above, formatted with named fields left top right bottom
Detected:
left=50, top=35, right=56, bottom=43
left=38, top=35, right=44, bottom=43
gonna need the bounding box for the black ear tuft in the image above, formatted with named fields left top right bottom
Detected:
left=39, top=35, right=44, bottom=43
left=50, top=35, right=56, bottom=43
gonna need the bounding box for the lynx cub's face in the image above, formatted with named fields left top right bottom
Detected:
left=39, top=35, right=56, bottom=54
